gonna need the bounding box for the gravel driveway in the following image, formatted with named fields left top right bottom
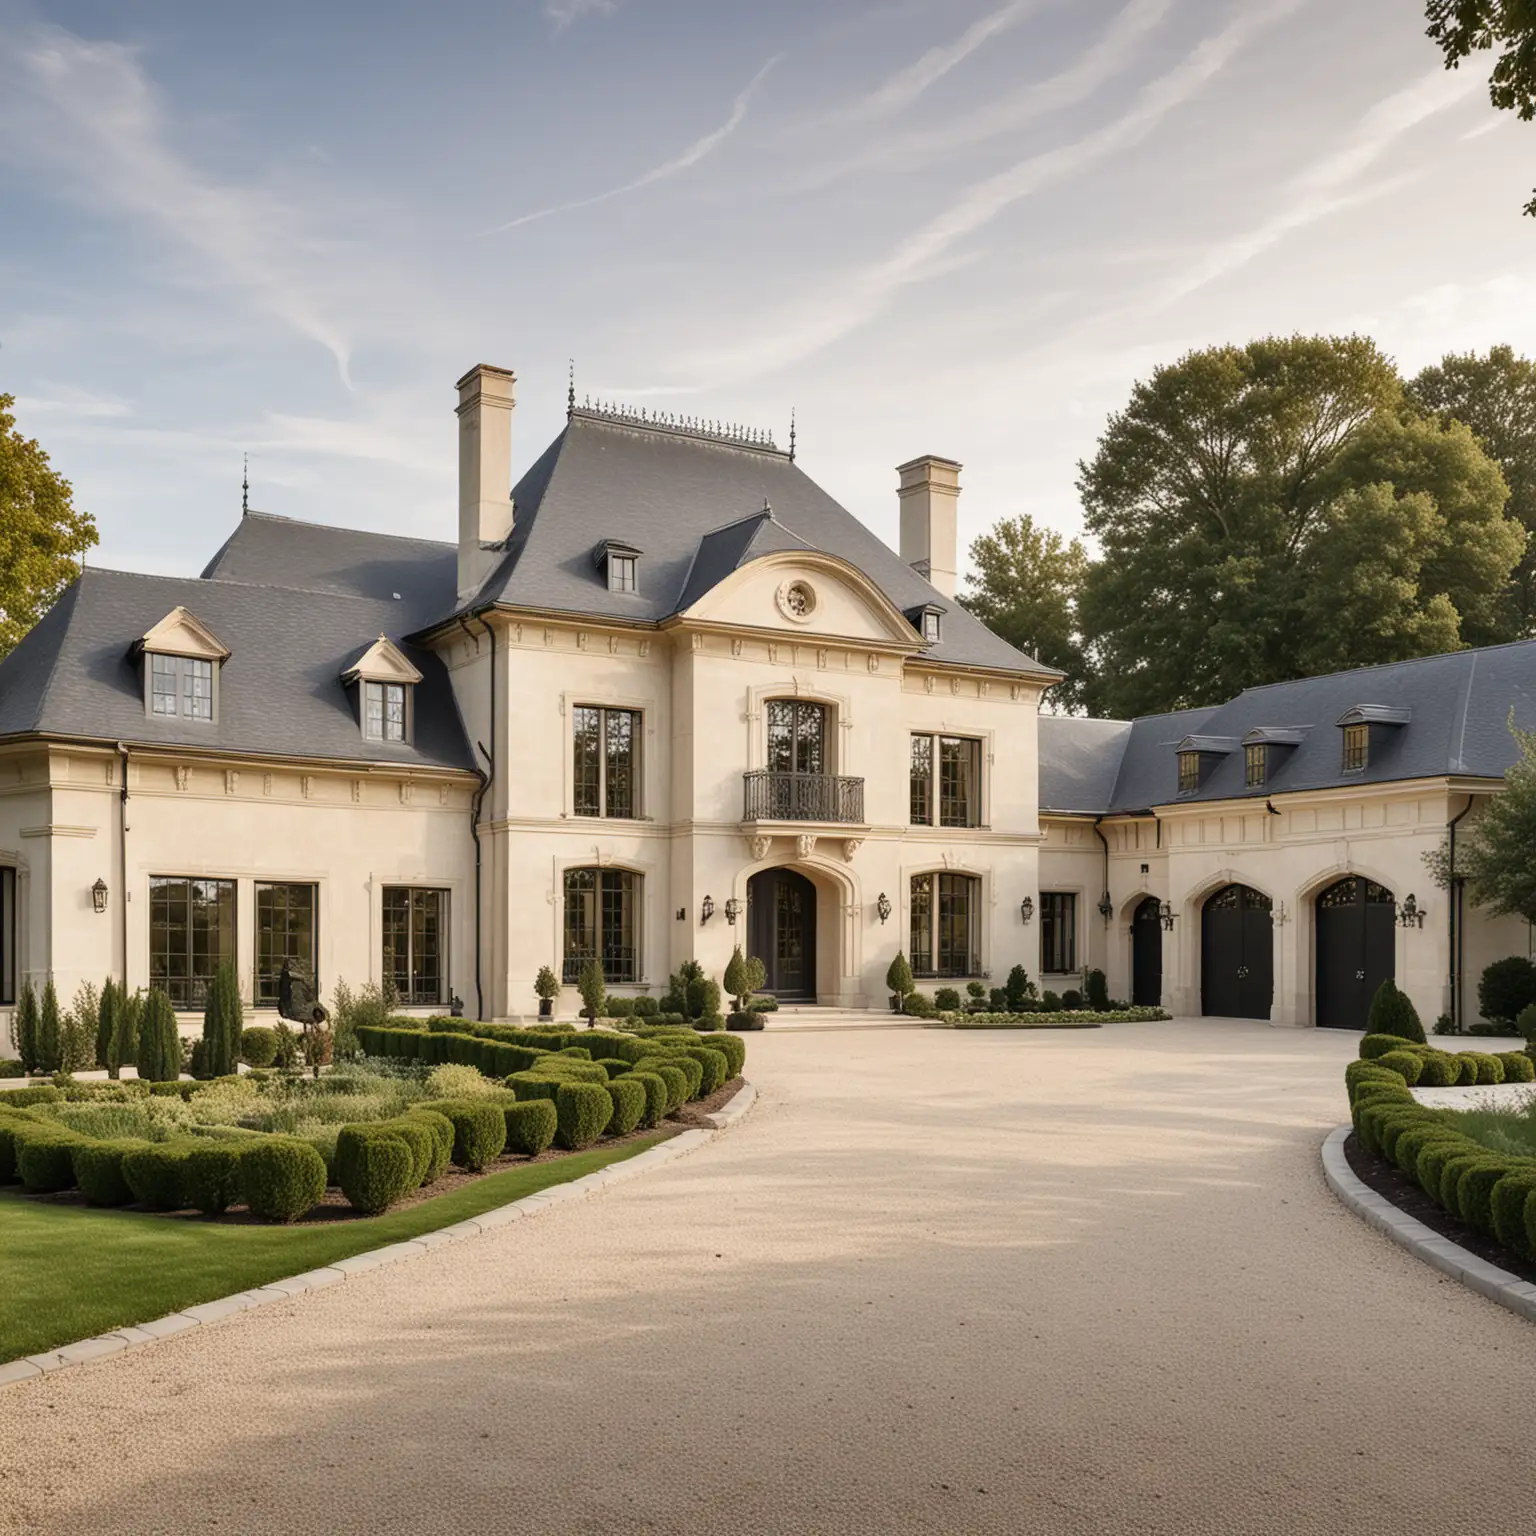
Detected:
left=1, top=1020, right=1532, bottom=1535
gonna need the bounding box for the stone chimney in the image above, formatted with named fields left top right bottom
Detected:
left=456, top=363, right=517, bottom=602
left=897, top=455, right=961, bottom=598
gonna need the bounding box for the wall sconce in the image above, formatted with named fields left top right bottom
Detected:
left=724, top=897, right=741, bottom=926
left=876, top=892, right=892, bottom=924
left=1019, top=896, right=1034, bottom=924
left=676, top=908, right=687, bottom=922
left=91, top=877, right=109, bottom=914
left=700, top=894, right=715, bottom=926
left=1140, top=863, right=1150, bottom=876
left=1097, top=892, right=1114, bottom=923
left=1398, top=893, right=1426, bottom=930
left=1273, top=901, right=1289, bottom=927
left=1159, top=900, right=1176, bottom=932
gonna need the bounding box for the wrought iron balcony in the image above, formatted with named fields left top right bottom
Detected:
left=743, top=770, right=865, bottom=825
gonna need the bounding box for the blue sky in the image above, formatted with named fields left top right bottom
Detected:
left=0, top=0, right=1529, bottom=580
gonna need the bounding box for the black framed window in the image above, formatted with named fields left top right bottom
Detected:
left=0, top=866, right=14, bottom=1006
left=1177, top=752, right=1200, bottom=794
left=255, top=882, right=318, bottom=1007
left=1040, top=892, right=1077, bottom=973
left=563, top=867, right=638, bottom=983
left=1342, top=724, right=1368, bottom=772
left=922, top=610, right=941, bottom=643
left=767, top=700, right=826, bottom=776
left=609, top=555, right=637, bottom=593
left=910, top=873, right=981, bottom=978
left=150, top=876, right=236, bottom=1009
left=573, top=706, right=640, bottom=818
left=148, top=654, right=213, bottom=720
left=910, top=734, right=981, bottom=826
left=1244, top=744, right=1266, bottom=788
left=365, top=681, right=407, bottom=743
left=382, top=886, right=447, bottom=1006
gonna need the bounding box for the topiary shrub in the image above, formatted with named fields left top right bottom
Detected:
left=556, top=1081, right=614, bottom=1150
left=727, top=1011, right=764, bottom=1031
left=903, top=991, right=935, bottom=1018
left=685, top=1046, right=728, bottom=1095
left=1344, top=1059, right=1399, bottom=1098
left=72, top=1139, right=144, bottom=1206
left=1005, top=964, right=1035, bottom=1010
left=1497, top=1051, right=1536, bottom=1083
left=1085, top=968, right=1109, bottom=1011
left=626, top=1070, right=668, bottom=1129
left=1438, top=1150, right=1492, bottom=1212
left=503, top=1098, right=558, bottom=1156
left=200, top=962, right=243, bottom=1079
left=1479, top=956, right=1536, bottom=1026
left=241, top=1027, right=279, bottom=1068
left=1469, top=1052, right=1506, bottom=1085
left=604, top=1077, right=647, bottom=1136
left=1376, top=1049, right=1423, bottom=1085
left=1040, top=991, right=1063, bottom=1013
left=1365, top=979, right=1426, bottom=1044
left=123, top=1143, right=192, bottom=1210
left=1416, top=1138, right=1476, bottom=1199
left=705, top=1031, right=745, bottom=1078
left=1454, top=1054, right=1481, bottom=1086
left=406, top=1110, right=454, bottom=1183
left=336, top=1127, right=417, bottom=1215
left=1375, top=1110, right=1429, bottom=1163
left=241, top=1138, right=327, bottom=1221
left=1413, top=1052, right=1457, bottom=1087
left=648, top=1061, right=689, bottom=1113
left=1491, top=1170, right=1536, bottom=1260
left=1392, top=1124, right=1453, bottom=1179
left=431, top=1100, right=507, bottom=1171
left=1456, top=1159, right=1522, bottom=1235
left=886, top=952, right=914, bottom=1010
left=1518, top=1003, right=1536, bottom=1049
left=1360, top=1032, right=1421, bottom=1061
left=933, top=987, right=961, bottom=1012
left=184, top=1143, right=245, bottom=1215
left=1061, top=989, right=1083, bottom=1010
left=135, top=988, right=183, bottom=1082
left=18, top=1131, right=84, bottom=1193
left=577, top=957, right=606, bottom=1027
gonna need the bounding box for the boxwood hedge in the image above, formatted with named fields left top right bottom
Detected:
left=240, top=1138, right=327, bottom=1222
left=184, top=1143, right=246, bottom=1216
left=502, top=1099, right=558, bottom=1156
left=555, top=1082, right=613, bottom=1150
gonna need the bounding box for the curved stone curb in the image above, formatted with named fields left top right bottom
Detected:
left=0, top=1079, right=758, bottom=1391
left=1321, top=1125, right=1536, bottom=1325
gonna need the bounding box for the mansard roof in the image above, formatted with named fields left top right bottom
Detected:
left=1037, top=640, right=1536, bottom=815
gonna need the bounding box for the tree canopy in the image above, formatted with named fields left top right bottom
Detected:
left=0, top=395, right=97, bottom=659
left=960, top=515, right=1090, bottom=712
left=1073, top=336, right=1523, bottom=719
left=1451, top=716, right=1536, bottom=924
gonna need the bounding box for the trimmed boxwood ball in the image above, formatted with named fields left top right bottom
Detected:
left=1494, top=1171, right=1536, bottom=1259
left=1360, top=1032, right=1421, bottom=1061
left=507, top=1072, right=567, bottom=1104
left=184, top=1143, right=245, bottom=1215
left=18, top=1131, right=85, bottom=1193
left=595, top=1058, right=631, bottom=1080
left=1377, top=1111, right=1432, bottom=1162
left=555, top=1081, right=614, bottom=1150
left=1438, top=1151, right=1493, bottom=1213
left=1393, top=1124, right=1453, bottom=1179
left=1416, top=1138, right=1476, bottom=1198
left=72, top=1139, right=146, bottom=1206
left=604, top=1076, right=647, bottom=1136
left=434, top=1100, right=507, bottom=1171
left=1469, top=1052, right=1506, bottom=1085
left=1376, top=1049, right=1423, bottom=1085
left=241, top=1137, right=327, bottom=1222
left=1498, top=1051, right=1536, bottom=1083
left=123, top=1143, right=193, bottom=1210
left=1455, top=1054, right=1481, bottom=1086
left=336, top=1129, right=417, bottom=1215
left=240, top=1025, right=279, bottom=1068
left=626, top=1069, right=668, bottom=1128
left=706, top=1032, right=746, bottom=1078
left=406, top=1110, right=455, bottom=1183
left=1455, top=1159, right=1521, bottom=1235
left=1345, top=1060, right=1399, bottom=1099
left=503, top=1099, right=558, bottom=1156
left=647, top=1061, right=689, bottom=1113
left=685, top=1046, right=728, bottom=1095
left=667, top=1052, right=705, bottom=1099
left=1413, top=1052, right=1459, bottom=1088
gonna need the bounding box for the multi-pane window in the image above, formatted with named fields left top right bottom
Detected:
left=563, top=867, right=638, bottom=983
left=1177, top=752, right=1200, bottom=794
left=910, top=873, right=981, bottom=977
left=766, top=700, right=827, bottom=776
left=0, top=866, right=15, bottom=1006
left=382, top=887, right=447, bottom=1006
left=910, top=734, right=981, bottom=827
left=255, top=882, right=318, bottom=1007
left=922, top=610, right=941, bottom=643
left=1244, top=744, right=1266, bottom=788
left=1342, top=724, right=1368, bottom=772
left=1040, top=891, right=1077, bottom=974
left=149, top=654, right=213, bottom=720
left=365, top=681, right=407, bottom=743
left=573, top=706, right=640, bottom=818
left=609, top=555, right=637, bottom=593
left=150, top=876, right=236, bottom=1009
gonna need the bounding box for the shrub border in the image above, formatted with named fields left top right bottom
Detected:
left=1321, top=1125, right=1536, bottom=1326
left=0, top=1079, right=757, bottom=1390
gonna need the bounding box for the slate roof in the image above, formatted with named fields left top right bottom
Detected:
left=457, top=410, right=1052, bottom=675
left=0, top=568, right=473, bottom=770
left=1037, top=641, right=1536, bottom=815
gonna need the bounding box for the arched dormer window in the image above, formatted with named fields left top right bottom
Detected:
left=134, top=607, right=230, bottom=723
left=592, top=539, right=642, bottom=595
left=342, top=635, right=423, bottom=745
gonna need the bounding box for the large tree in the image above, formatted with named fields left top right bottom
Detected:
left=1426, top=2, right=1536, bottom=213
left=961, top=515, right=1091, bottom=712
left=0, top=395, right=97, bottom=658
left=1076, top=336, right=1524, bottom=720
left=1408, top=346, right=1536, bottom=636
left=1451, top=716, right=1536, bottom=924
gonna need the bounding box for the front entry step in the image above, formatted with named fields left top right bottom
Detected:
left=761, top=1005, right=914, bottom=1030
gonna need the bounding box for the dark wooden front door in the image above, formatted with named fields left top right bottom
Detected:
left=747, top=868, right=817, bottom=1001
left=1315, top=877, right=1395, bottom=1030
left=1132, top=897, right=1163, bottom=1007
left=1201, top=884, right=1274, bottom=1019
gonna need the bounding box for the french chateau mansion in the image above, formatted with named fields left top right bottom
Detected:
left=1, top=362, right=1532, bottom=1042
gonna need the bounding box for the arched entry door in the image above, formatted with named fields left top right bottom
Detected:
left=1132, top=897, right=1163, bottom=1007
left=747, top=868, right=817, bottom=1001
left=1202, top=885, right=1273, bottom=1019
left=1315, top=877, right=1395, bottom=1030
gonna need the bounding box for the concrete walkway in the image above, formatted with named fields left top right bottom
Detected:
left=2, top=1020, right=1533, bottom=1534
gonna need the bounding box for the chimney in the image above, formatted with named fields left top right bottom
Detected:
left=456, top=363, right=517, bottom=602
left=897, top=454, right=961, bottom=599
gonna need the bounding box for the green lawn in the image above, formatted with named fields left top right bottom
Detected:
left=0, top=1134, right=664, bottom=1363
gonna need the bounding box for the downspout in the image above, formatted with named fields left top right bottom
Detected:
left=1092, top=816, right=1112, bottom=988
left=459, top=616, right=495, bottom=1025
left=1447, top=794, right=1473, bottom=1030
left=116, top=742, right=130, bottom=990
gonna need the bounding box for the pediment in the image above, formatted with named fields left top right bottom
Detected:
left=680, top=550, right=925, bottom=649
left=138, top=607, right=230, bottom=662
left=341, top=634, right=423, bottom=685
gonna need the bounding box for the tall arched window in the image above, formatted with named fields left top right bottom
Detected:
left=563, top=867, right=639, bottom=983
left=910, top=872, right=981, bottom=978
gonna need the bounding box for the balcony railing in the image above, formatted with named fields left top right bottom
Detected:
left=743, top=770, right=865, bottom=824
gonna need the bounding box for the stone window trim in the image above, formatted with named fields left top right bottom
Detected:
left=573, top=704, right=642, bottom=820
left=560, top=691, right=657, bottom=821
left=746, top=682, right=853, bottom=778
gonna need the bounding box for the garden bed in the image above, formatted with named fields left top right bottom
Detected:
left=935, top=1007, right=1170, bottom=1028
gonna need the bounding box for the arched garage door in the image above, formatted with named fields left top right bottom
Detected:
left=1315, top=877, right=1395, bottom=1031
left=1201, top=885, right=1273, bottom=1020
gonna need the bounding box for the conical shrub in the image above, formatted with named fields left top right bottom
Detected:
left=136, top=988, right=182, bottom=1082
left=200, top=963, right=243, bottom=1078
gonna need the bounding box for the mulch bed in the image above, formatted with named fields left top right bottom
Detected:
left=1343, top=1131, right=1536, bottom=1286
left=20, top=1078, right=745, bottom=1228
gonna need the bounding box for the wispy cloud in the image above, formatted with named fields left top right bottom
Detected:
left=481, top=54, right=781, bottom=235
left=853, top=0, right=1038, bottom=118
left=545, top=0, right=622, bottom=31
left=0, top=24, right=356, bottom=385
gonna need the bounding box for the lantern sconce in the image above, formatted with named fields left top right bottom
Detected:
left=1159, top=900, right=1176, bottom=932
left=876, top=891, right=892, bottom=925
left=724, top=897, right=742, bottom=926
left=91, top=878, right=109, bottom=914
left=675, top=907, right=687, bottom=923
left=1097, top=892, right=1114, bottom=924
left=1019, top=896, right=1034, bottom=925
left=700, top=894, right=715, bottom=926
left=1398, top=893, right=1426, bottom=930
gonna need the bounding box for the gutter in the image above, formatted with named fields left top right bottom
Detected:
left=1447, top=794, right=1474, bottom=1030
left=116, top=741, right=130, bottom=990
left=1092, top=816, right=1112, bottom=929
left=459, top=616, right=495, bottom=1025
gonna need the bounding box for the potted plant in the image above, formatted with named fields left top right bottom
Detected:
left=886, top=951, right=914, bottom=1014
left=535, top=965, right=560, bottom=1020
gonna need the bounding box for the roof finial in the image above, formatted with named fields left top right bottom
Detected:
left=789, top=407, right=797, bottom=463
left=567, top=359, right=575, bottom=418
left=242, top=453, right=249, bottom=516
left=762, top=496, right=772, bottom=516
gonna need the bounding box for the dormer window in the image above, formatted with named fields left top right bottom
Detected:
left=135, top=607, right=229, bottom=724
left=1177, top=752, right=1200, bottom=795
left=151, top=654, right=214, bottom=720
left=593, top=539, right=642, bottom=595
left=1174, top=734, right=1238, bottom=796
left=1244, top=744, right=1267, bottom=788
left=1335, top=705, right=1408, bottom=774
left=907, top=603, right=945, bottom=644
left=1342, top=723, right=1368, bottom=772
left=342, top=635, right=422, bottom=747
